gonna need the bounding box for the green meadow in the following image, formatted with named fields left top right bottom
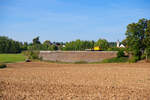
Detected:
left=0, top=54, right=26, bottom=63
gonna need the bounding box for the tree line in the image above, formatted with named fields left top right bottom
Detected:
left=0, top=36, right=117, bottom=53
left=0, top=36, right=27, bottom=53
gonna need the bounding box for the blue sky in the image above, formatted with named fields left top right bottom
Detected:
left=0, top=0, right=150, bottom=43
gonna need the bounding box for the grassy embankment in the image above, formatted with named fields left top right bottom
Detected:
left=0, top=54, right=26, bottom=63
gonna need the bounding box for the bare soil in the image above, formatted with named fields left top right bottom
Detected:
left=0, top=62, right=150, bottom=100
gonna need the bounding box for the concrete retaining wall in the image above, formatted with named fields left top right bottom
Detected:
left=39, top=51, right=118, bottom=62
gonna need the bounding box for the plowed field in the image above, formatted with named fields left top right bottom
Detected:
left=0, top=62, right=150, bottom=100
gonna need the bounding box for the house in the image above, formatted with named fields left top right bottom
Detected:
left=117, top=40, right=125, bottom=48
left=120, top=44, right=125, bottom=48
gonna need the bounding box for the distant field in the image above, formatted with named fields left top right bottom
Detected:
left=0, top=54, right=26, bottom=63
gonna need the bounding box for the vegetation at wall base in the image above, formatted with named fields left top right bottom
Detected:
left=74, top=61, right=88, bottom=64
left=43, top=60, right=73, bottom=64
left=128, top=56, right=140, bottom=63
left=99, top=49, right=128, bottom=63
left=0, top=63, right=7, bottom=68
left=101, top=57, right=129, bottom=63
left=117, top=50, right=125, bottom=58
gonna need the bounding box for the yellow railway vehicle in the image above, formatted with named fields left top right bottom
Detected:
left=85, top=46, right=101, bottom=51
left=93, top=46, right=101, bottom=51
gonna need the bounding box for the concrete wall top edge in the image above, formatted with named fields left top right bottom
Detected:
left=40, top=51, right=118, bottom=53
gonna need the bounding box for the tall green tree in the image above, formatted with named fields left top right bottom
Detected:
left=144, top=20, right=150, bottom=60
left=29, top=36, right=43, bottom=50
left=125, top=18, right=150, bottom=61
left=43, top=40, right=51, bottom=50
left=94, top=39, right=109, bottom=50
left=33, top=36, right=41, bottom=45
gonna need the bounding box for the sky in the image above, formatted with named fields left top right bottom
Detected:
left=0, top=0, right=150, bottom=43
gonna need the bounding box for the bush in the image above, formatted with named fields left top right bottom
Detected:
left=29, top=51, right=39, bottom=59
left=117, top=50, right=125, bottom=58
left=22, top=50, right=31, bottom=56
left=129, top=56, right=139, bottom=63
left=101, top=57, right=128, bottom=63
left=22, top=50, right=40, bottom=60
left=0, top=64, right=7, bottom=68
left=141, top=54, right=146, bottom=60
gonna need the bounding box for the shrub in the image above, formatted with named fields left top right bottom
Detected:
left=0, top=64, right=7, bottom=68
left=129, top=56, right=139, bottom=63
left=22, top=50, right=31, bottom=56
left=22, top=50, right=40, bottom=60
left=141, top=54, right=146, bottom=60
left=29, top=51, right=39, bottom=59
left=101, top=57, right=128, bottom=63
left=117, top=50, right=125, bottom=58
